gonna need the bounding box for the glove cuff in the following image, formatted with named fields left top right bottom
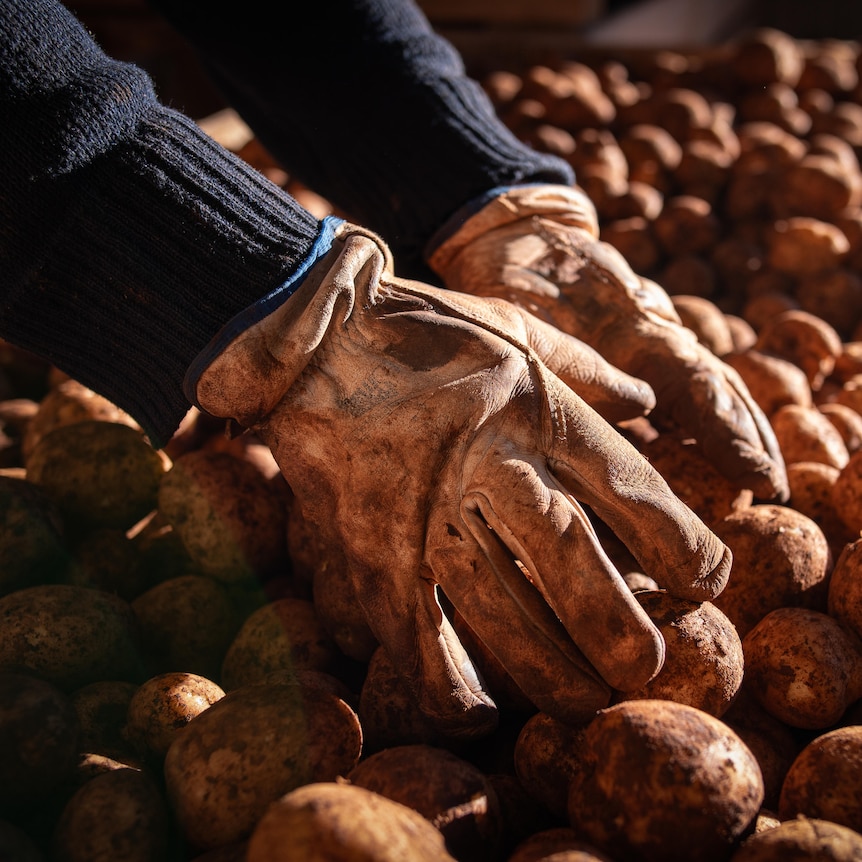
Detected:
left=186, top=219, right=394, bottom=428
left=426, top=184, right=601, bottom=276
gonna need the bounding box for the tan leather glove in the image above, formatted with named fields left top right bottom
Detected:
left=428, top=185, right=789, bottom=502
left=190, top=221, right=731, bottom=737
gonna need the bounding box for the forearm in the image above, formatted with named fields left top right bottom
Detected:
left=148, top=0, right=574, bottom=278
left=0, top=0, right=323, bottom=446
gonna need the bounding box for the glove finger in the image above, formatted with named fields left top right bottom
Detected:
left=638, top=328, right=789, bottom=501
left=355, top=568, right=499, bottom=738
left=511, top=369, right=733, bottom=603
left=460, top=460, right=665, bottom=692
left=429, top=525, right=612, bottom=723
left=518, top=309, right=656, bottom=423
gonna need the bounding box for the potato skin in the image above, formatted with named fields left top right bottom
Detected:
left=163, top=680, right=362, bottom=851
left=52, top=768, right=170, bottom=862
left=567, top=700, right=764, bottom=862
left=0, top=584, right=143, bottom=690
left=347, top=744, right=504, bottom=861
left=0, top=671, right=80, bottom=812
left=246, top=782, right=456, bottom=862
left=777, top=725, right=862, bottom=831
left=614, top=590, right=744, bottom=717
left=729, top=817, right=862, bottom=861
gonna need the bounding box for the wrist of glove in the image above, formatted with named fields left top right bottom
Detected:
left=428, top=184, right=788, bottom=502
left=188, top=220, right=731, bottom=738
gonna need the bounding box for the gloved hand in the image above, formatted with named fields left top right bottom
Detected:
left=189, top=220, right=731, bottom=737
left=427, top=184, right=789, bottom=502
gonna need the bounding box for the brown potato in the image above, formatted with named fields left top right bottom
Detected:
left=246, top=781, right=456, bottom=862
left=567, top=700, right=764, bottom=862
left=827, top=536, right=862, bottom=638
left=0, top=473, right=68, bottom=596
left=220, top=597, right=339, bottom=691
left=613, top=590, right=744, bottom=717
left=26, top=420, right=169, bottom=531
left=652, top=195, right=721, bottom=255
left=819, top=402, right=862, bottom=453
left=711, top=505, right=832, bottom=638
left=730, top=817, right=862, bottom=861
left=770, top=404, right=849, bottom=468
left=513, top=711, right=589, bottom=821
left=124, top=672, right=225, bottom=761
left=831, top=448, right=862, bottom=535
left=70, top=679, right=140, bottom=762
left=0, top=584, right=143, bottom=690
left=754, top=309, right=843, bottom=390
left=766, top=217, right=850, bottom=276
left=722, top=686, right=800, bottom=811
left=785, top=461, right=851, bottom=550
left=722, top=349, right=813, bottom=417
left=131, top=574, right=239, bottom=682
left=730, top=28, right=804, bottom=87
left=348, top=744, right=503, bottom=861
left=778, top=725, right=862, bottom=831
left=508, top=828, right=614, bottom=862
left=21, top=378, right=140, bottom=463
left=164, top=680, right=362, bottom=851
left=742, top=607, right=862, bottom=729
left=157, top=449, right=288, bottom=584
left=671, top=295, right=735, bottom=356
left=0, top=671, right=80, bottom=812
left=51, top=768, right=170, bottom=862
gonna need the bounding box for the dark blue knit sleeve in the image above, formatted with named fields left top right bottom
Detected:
left=0, top=0, right=325, bottom=446
left=148, top=0, right=575, bottom=279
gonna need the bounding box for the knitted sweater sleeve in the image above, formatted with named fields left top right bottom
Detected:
left=148, top=0, right=575, bottom=278
left=0, top=0, right=323, bottom=447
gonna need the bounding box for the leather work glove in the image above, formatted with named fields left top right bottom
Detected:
left=427, top=184, right=789, bottom=502
left=188, top=219, right=732, bottom=737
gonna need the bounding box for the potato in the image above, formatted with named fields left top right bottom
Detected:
left=730, top=28, right=804, bottom=87
left=131, top=574, right=240, bottom=681
left=711, top=504, right=831, bottom=638
left=795, top=269, right=862, bottom=340
left=754, top=309, right=843, bottom=390
left=613, top=590, right=744, bottom=717
left=158, top=450, right=288, bottom=584
left=830, top=448, right=862, bottom=534
left=567, top=700, right=764, bottom=862
left=164, top=680, right=362, bottom=851
left=785, top=461, right=851, bottom=550
left=124, top=672, right=225, bottom=762
left=769, top=404, right=849, bottom=468
left=722, top=349, right=813, bottom=417
left=246, top=781, right=456, bottom=862
left=69, top=680, right=140, bottom=762
left=729, top=817, right=862, bottom=861
left=21, top=378, right=140, bottom=463
left=51, top=768, right=170, bottom=862
left=652, top=195, right=721, bottom=255
left=0, top=671, right=80, bottom=812
left=778, top=725, right=862, bottom=831
left=766, top=217, right=850, bottom=276
left=26, top=420, right=169, bottom=531
left=358, top=646, right=440, bottom=754
left=722, top=687, right=800, bottom=811
left=220, top=597, right=339, bottom=691
left=347, top=744, right=504, bottom=861
left=65, top=527, right=151, bottom=602
left=0, top=474, right=68, bottom=596
left=670, top=295, right=735, bottom=356
left=828, top=537, right=862, bottom=638
left=600, top=217, right=661, bottom=274
left=0, top=584, right=143, bottom=690
left=742, top=607, right=862, bottom=729
left=819, top=402, right=862, bottom=452
left=508, top=827, right=614, bottom=862
left=513, top=711, right=589, bottom=821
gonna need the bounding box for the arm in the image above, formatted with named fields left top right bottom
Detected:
left=0, top=0, right=326, bottom=446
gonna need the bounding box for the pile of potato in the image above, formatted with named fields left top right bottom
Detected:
left=3, top=25, right=862, bottom=862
